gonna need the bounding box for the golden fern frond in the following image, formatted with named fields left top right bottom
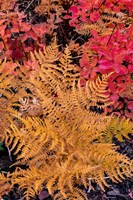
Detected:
left=0, top=59, right=15, bottom=92
left=35, top=0, right=65, bottom=16
left=30, top=44, right=79, bottom=90
left=0, top=60, right=33, bottom=109
left=5, top=117, right=50, bottom=163
left=46, top=176, right=59, bottom=195
left=30, top=37, right=60, bottom=65
left=0, top=173, right=12, bottom=197
left=54, top=187, right=88, bottom=200
left=87, top=144, right=133, bottom=190
left=111, top=117, right=133, bottom=141
left=101, top=10, right=133, bottom=29
left=11, top=166, right=44, bottom=200
left=101, top=117, right=133, bottom=142
left=59, top=45, right=80, bottom=78
left=0, top=62, right=28, bottom=140
left=105, top=155, right=133, bottom=183
left=76, top=9, right=132, bottom=36
left=76, top=20, right=108, bottom=36
left=85, top=73, right=113, bottom=106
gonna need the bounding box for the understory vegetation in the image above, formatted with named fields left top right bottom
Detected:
left=0, top=0, right=133, bottom=199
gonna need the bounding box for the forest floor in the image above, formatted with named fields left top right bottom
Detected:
left=0, top=0, right=133, bottom=199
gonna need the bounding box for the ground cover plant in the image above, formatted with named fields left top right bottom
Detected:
left=0, top=0, right=133, bottom=200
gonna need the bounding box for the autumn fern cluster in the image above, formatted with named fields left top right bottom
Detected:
left=0, top=0, right=133, bottom=199
left=0, top=42, right=133, bottom=200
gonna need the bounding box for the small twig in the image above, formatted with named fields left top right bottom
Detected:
left=72, top=55, right=82, bottom=59
left=59, top=22, right=69, bottom=43
left=71, top=34, right=86, bottom=43
left=96, top=0, right=106, bottom=11
left=106, top=23, right=117, bottom=46
left=24, top=0, right=35, bottom=12
left=1, top=171, right=8, bottom=174
left=7, top=146, right=13, bottom=162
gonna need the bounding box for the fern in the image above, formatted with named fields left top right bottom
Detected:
left=98, top=116, right=133, bottom=143
left=0, top=173, right=12, bottom=197
left=0, top=42, right=133, bottom=200
left=4, top=115, right=133, bottom=199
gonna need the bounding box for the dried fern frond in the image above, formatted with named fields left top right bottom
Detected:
left=11, top=166, right=44, bottom=200
left=0, top=173, right=12, bottom=197
left=4, top=114, right=133, bottom=200
left=76, top=9, right=133, bottom=36
left=85, top=72, right=114, bottom=106
left=35, top=0, right=65, bottom=16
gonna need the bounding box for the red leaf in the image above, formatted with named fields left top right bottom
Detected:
left=32, top=23, right=46, bottom=37
left=11, top=49, right=24, bottom=60
left=11, top=20, right=20, bottom=33
left=27, top=30, right=38, bottom=40
left=125, top=110, right=133, bottom=120
left=21, top=31, right=38, bottom=42
left=0, top=19, right=6, bottom=25
left=0, top=25, right=6, bottom=36
left=0, top=41, right=4, bottom=51
left=21, top=22, right=31, bottom=32
left=99, top=60, right=113, bottom=69
left=24, top=46, right=33, bottom=52
left=90, top=11, right=100, bottom=22
left=110, top=94, right=119, bottom=102
left=69, top=6, right=78, bottom=15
